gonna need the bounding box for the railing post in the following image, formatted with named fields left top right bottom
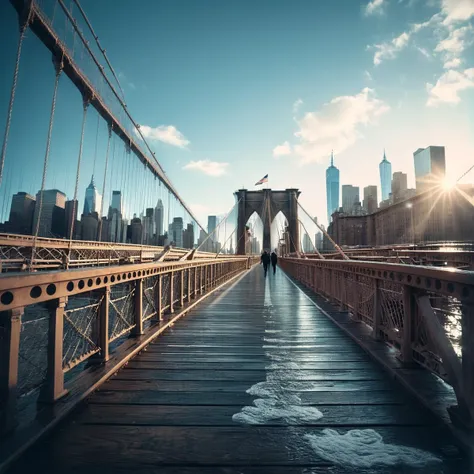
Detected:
left=187, top=268, right=191, bottom=301
left=352, top=274, right=361, bottom=322
left=133, top=278, right=144, bottom=336
left=40, top=297, right=68, bottom=403
left=461, top=302, right=474, bottom=423
left=372, top=279, right=381, bottom=340
left=179, top=270, right=184, bottom=307
left=156, top=274, right=163, bottom=321
left=400, top=285, right=414, bottom=364
left=169, top=271, right=174, bottom=314
left=193, top=266, right=198, bottom=297
left=0, top=307, right=23, bottom=433
left=98, top=286, right=110, bottom=362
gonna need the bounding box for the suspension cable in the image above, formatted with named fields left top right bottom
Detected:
left=54, top=0, right=205, bottom=232
left=297, top=201, right=349, bottom=260
left=0, top=6, right=32, bottom=187
left=98, top=124, right=112, bottom=241
left=31, top=61, right=63, bottom=270
left=68, top=100, right=89, bottom=248
left=196, top=198, right=242, bottom=252
left=72, top=0, right=126, bottom=99
left=299, top=219, right=325, bottom=259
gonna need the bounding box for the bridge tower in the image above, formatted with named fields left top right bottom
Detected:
left=235, top=188, right=300, bottom=255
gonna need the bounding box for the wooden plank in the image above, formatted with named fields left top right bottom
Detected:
left=9, top=425, right=461, bottom=471
left=78, top=403, right=434, bottom=427
left=102, top=379, right=400, bottom=393
left=114, top=368, right=385, bottom=382
left=125, top=360, right=375, bottom=371
left=90, top=389, right=407, bottom=406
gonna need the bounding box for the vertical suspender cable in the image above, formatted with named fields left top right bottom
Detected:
left=98, top=124, right=112, bottom=241
left=0, top=7, right=32, bottom=187
left=31, top=61, right=63, bottom=270
left=68, top=101, right=89, bottom=262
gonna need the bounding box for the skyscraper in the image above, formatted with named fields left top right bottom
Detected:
left=413, top=146, right=446, bottom=193
left=391, top=172, right=408, bottom=203
left=342, top=185, right=360, bottom=215
left=83, top=175, right=101, bottom=215
left=363, top=185, right=378, bottom=214
left=111, top=191, right=122, bottom=214
left=326, top=152, right=340, bottom=223
left=8, top=192, right=35, bottom=235
left=154, top=199, right=164, bottom=237
left=207, top=216, right=217, bottom=235
left=169, top=217, right=184, bottom=248
left=183, top=223, right=195, bottom=249
left=379, top=150, right=392, bottom=202
left=32, top=189, right=66, bottom=237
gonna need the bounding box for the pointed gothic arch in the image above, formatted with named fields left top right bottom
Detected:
left=234, top=188, right=300, bottom=254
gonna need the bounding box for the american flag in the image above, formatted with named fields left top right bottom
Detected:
left=255, top=174, right=268, bottom=186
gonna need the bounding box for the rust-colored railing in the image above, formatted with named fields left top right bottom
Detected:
left=280, top=257, right=474, bottom=425
left=0, top=257, right=257, bottom=440
left=0, top=233, right=246, bottom=272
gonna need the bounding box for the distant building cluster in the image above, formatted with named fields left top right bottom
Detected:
left=0, top=175, right=230, bottom=252
left=325, top=146, right=447, bottom=223
left=324, top=146, right=474, bottom=247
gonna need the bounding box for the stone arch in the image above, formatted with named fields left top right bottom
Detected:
left=234, top=188, right=300, bottom=254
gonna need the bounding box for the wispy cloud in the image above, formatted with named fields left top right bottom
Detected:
left=364, top=70, right=374, bottom=81
left=372, top=31, right=411, bottom=65
left=427, top=68, right=474, bottom=106
left=435, top=24, right=473, bottom=68
left=416, top=46, right=431, bottom=59
left=444, top=57, right=462, bottom=69
left=273, top=141, right=292, bottom=157
left=138, top=125, right=190, bottom=148
left=292, top=98, right=303, bottom=114
left=183, top=160, right=229, bottom=176
left=279, top=88, right=389, bottom=164
left=364, top=0, right=386, bottom=16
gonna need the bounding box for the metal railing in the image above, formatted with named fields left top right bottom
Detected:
left=280, top=257, right=474, bottom=425
left=0, top=256, right=257, bottom=437
left=0, top=233, right=244, bottom=272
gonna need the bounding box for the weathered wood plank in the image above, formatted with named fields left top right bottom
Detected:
left=90, top=389, right=407, bottom=406
left=78, top=403, right=434, bottom=426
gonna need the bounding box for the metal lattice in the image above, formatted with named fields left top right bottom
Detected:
left=183, top=270, right=189, bottom=300
left=17, top=304, right=50, bottom=397
left=142, top=276, right=159, bottom=322
left=354, top=275, right=375, bottom=325
left=173, top=272, right=180, bottom=304
left=63, top=293, right=102, bottom=371
left=379, top=280, right=404, bottom=345
left=109, top=283, right=135, bottom=342
left=161, top=273, right=171, bottom=310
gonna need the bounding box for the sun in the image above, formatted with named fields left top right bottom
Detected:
left=441, top=177, right=456, bottom=191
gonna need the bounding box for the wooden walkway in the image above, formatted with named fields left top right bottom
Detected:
left=9, top=267, right=470, bottom=473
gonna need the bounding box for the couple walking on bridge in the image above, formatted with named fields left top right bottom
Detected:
left=260, top=250, right=278, bottom=277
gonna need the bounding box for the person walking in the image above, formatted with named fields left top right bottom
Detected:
left=260, top=250, right=270, bottom=277
left=270, top=250, right=278, bottom=274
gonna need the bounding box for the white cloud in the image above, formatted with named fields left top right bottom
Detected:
left=138, top=125, right=190, bottom=148
left=364, top=70, right=373, bottom=81
left=435, top=25, right=473, bottom=54
left=372, top=31, right=411, bottom=65
left=273, top=141, right=292, bottom=157
left=427, top=68, right=474, bottom=105
left=442, top=0, right=474, bottom=24
left=286, top=88, right=389, bottom=164
left=292, top=98, right=303, bottom=113
left=183, top=159, right=229, bottom=176
left=364, top=0, right=386, bottom=16
left=444, top=57, right=462, bottom=68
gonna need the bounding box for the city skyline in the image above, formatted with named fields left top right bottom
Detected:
left=0, top=1, right=473, bottom=231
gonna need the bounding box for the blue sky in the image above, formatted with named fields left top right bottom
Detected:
left=0, top=0, right=473, bottom=231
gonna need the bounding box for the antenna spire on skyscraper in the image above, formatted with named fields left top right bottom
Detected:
left=331, top=150, right=334, bottom=166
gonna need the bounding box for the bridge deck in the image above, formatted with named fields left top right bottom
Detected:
left=9, top=267, right=469, bottom=473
